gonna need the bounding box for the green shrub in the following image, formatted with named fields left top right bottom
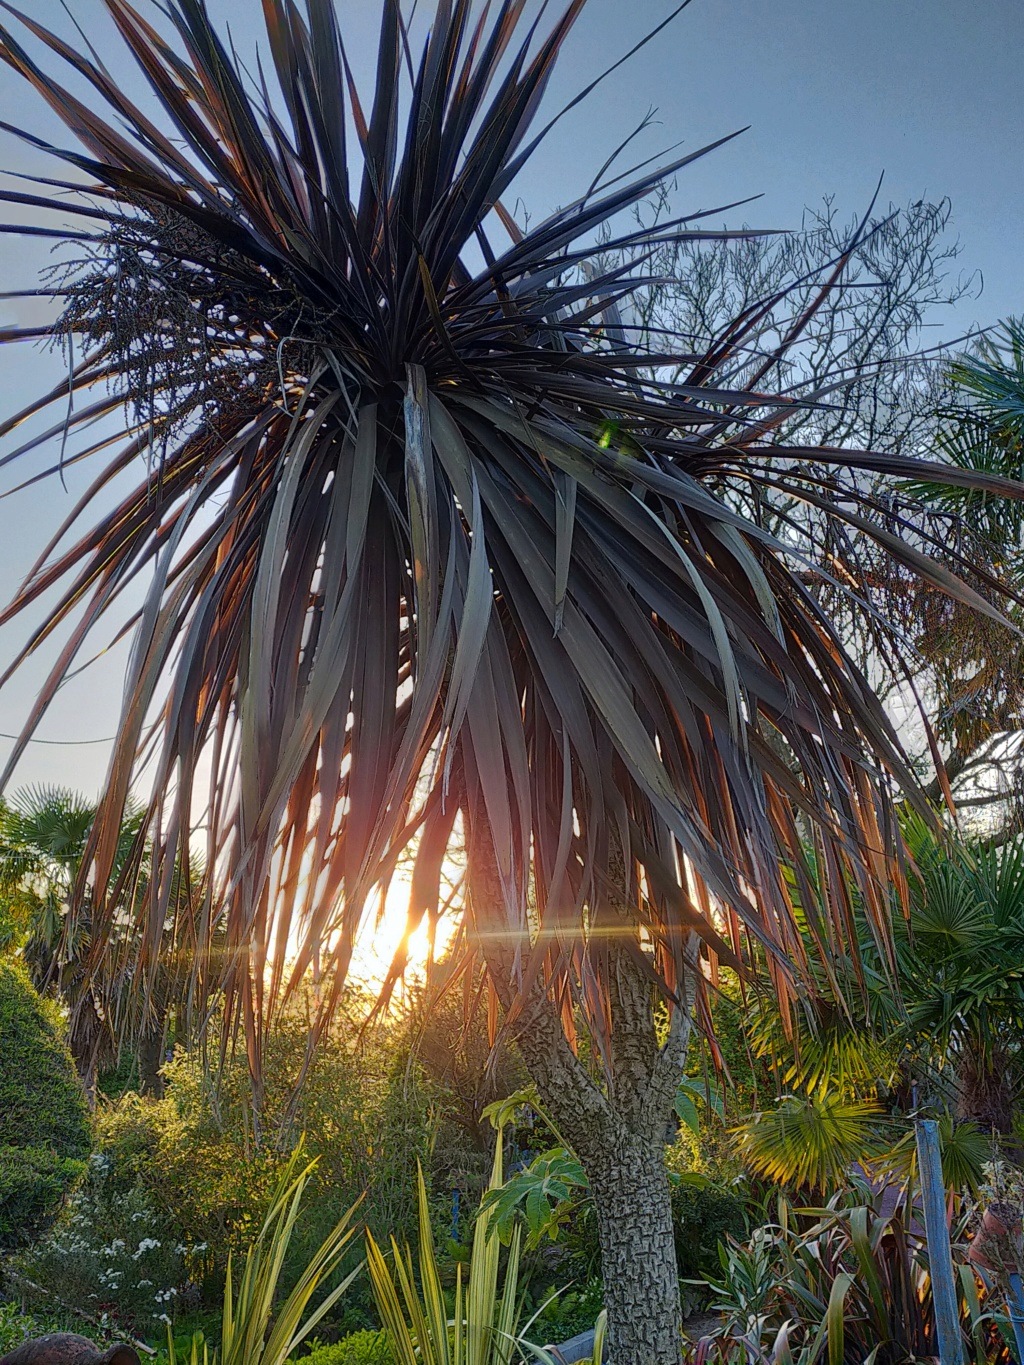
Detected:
left=163, top=1149, right=362, bottom=1365
left=0, top=957, right=90, bottom=1248
left=0, top=1301, right=53, bottom=1355
left=302, top=1330, right=393, bottom=1365
left=527, top=1279, right=603, bottom=1345
left=0, top=1146, right=87, bottom=1242
left=670, top=1178, right=748, bottom=1280
left=92, top=1003, right=438, bottom=1333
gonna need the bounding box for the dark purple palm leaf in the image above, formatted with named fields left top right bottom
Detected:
left=0, top=0, right=1017, bottom=1069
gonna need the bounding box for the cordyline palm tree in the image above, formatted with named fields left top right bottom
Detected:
left=0, top=3, right=1021, bottom=1359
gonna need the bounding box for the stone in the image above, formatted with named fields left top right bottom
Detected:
left=0, top=1334, right=141, bottom=1365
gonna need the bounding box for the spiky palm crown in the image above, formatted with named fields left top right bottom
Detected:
left=0, top=0, right=1019, bottom=1062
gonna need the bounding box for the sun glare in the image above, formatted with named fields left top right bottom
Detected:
left=348, top=865, right=460, bottom=989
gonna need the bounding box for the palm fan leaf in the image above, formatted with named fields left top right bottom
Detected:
left=732, top=1092, right=886, bottom=1192
left=0, top=0, right=1020, bottom=1073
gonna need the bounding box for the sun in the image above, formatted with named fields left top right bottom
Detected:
left=348, top=863, right=460, bottom=989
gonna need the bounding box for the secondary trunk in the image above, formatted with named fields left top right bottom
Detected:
left=137, top=1018, right=166, bottom=1098
left=956, top=1040, right=1015, bottom=1134
left=588, top=1138, right=682, bottom=1363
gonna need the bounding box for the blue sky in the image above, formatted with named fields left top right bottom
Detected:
left=0, top=0, right=1021, bottom=797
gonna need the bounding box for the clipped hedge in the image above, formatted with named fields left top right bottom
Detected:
left=0, top=957, right=91, bottom=1248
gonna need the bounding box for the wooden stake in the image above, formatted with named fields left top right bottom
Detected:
left=916, top=1118, right=964, bottom=1365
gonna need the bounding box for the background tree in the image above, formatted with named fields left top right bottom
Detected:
left=618, top=190, right=972, bottom=455
left=0, top=787, right=132, bottom=1099
left=907, top=319, right=1024, bottom=826
left=1, top=4, right=1022, bottom=1360
left=0, top=787, right=199, bottom=1099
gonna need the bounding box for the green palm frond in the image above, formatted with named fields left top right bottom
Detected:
left=962, top=836, right=1024, bottom=933
left=908, top=865, right=991, bottom=951
left=882, top=1115, right=990, bottom=1197
left=0, top=0, right=1021, bottom=1064
left=733, top=1093, right=886, bottom=1192
left=901, top=318, right=1024, bottom=547
left=784, top=1026, right=898, bottom=1104
left=951, top=317, right=1024, bottom=440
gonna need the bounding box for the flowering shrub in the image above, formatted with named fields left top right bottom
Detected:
left=16, top=1151, right=204, bottom=1334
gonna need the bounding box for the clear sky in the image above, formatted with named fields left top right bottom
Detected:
left=0, top=0, right=1021, bottom=799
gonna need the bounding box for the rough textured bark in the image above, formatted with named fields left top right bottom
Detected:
left=588, top=1139, right=681, bottom=1363
left=956, top=1043, right=1015, bottom=1134
left=508, top=980, right=687, bottom=1364
left=471, top=837, right=693, bottom=1365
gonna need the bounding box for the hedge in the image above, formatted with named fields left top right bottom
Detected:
left=0, top=957, right=91, bottom=1248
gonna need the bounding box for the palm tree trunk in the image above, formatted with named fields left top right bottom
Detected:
left=956, top=1041, right=1015, bottom=1134
left=587, top=1138, right=682, bottom=1362
left=508, top=975, right=687, bottom=1365
left=468, top=819, right=696, bottom=1363
left=137, top=1016, right=166, bottom=1097
left=68, top=997, right=105, bottom=1111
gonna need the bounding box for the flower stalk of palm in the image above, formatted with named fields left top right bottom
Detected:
left=0, top=2, right=1022, bottom=1360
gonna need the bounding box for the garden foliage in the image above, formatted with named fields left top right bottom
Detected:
left=301, top=1331, right=393, bottom=1365
left=686, top=1185, right=1004, bottom=1365
left=165, top=1149, right=362, bottom=1365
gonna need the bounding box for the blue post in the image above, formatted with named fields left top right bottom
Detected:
left=1007, top=1272, right=1024, bottom=1365
left=916, top=1119, right=965, bottom=1365
left=450, top=1187, right=460, bottom=1241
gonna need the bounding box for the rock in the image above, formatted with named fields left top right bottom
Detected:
left=0, top=1334, right=140, bottom=1365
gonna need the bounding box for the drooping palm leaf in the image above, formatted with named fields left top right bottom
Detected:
left=0, top=0, right=1020, bottom=1073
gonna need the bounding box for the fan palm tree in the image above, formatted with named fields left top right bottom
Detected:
left=0, top=786, right=116, bottom=1099
left=0, top=786, right=199, bottom=1100
left=0, top=4, right=1021, bottom=1359
left=899, top=318, right=1024, bottom=806
left=737, top=816, right=1024, bottom=1190
left=898, top=820, right=1024, bottom=1132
